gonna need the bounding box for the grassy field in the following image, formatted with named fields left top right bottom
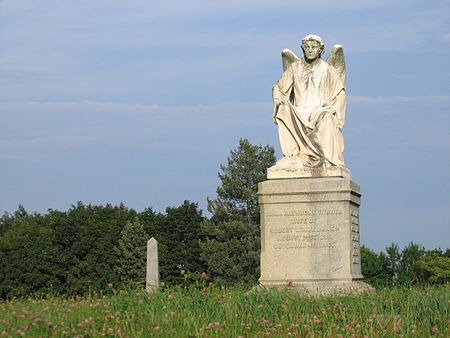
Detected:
left=0, top=285, right=448, bottom=337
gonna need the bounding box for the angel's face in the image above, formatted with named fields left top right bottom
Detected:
left=301, top=40, right=323, bottom=62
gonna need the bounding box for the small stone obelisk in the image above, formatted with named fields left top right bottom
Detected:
left=146, top=237, right=160, bottom=292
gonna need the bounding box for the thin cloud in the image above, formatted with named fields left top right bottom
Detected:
left=1, top=2, right=449, bottom=251
left=1, top=97, right=449, bottom=251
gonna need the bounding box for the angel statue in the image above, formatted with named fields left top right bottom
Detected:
left=272, top=34, right=347, bottom=168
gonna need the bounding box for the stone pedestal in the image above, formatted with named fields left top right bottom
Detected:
left=258, top=177, right=373, bottom=295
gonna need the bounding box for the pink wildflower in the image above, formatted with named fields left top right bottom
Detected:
left=432, top=327, right=439, bottom=334
left=206, top=322, right=219, bottom=329
left=15, top=330, right=25, bottom=337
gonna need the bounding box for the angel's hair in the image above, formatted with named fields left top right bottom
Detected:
left=301, top=34, right=325, bottom=50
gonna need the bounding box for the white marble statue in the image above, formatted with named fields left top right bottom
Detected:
left=272, top=34, right=347, bottom=168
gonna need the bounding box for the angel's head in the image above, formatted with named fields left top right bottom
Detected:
left=301, top=34, right=324, bottom=61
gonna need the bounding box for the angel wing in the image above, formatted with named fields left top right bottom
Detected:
left=326, top=44, right=346, bottom=86
left=281, top=48, right=300, bottom=72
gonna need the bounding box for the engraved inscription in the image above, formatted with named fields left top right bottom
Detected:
left=350, top=205, right=360, bottom=266
left=267, top=208, right=343, bottom=217
left=269, top=227, right=293, bottom=233
left=274, top=241, right=337, bottom=249
left=270, top=225, right=339, bottom=234
left=267, top=206, right=343, bottom=250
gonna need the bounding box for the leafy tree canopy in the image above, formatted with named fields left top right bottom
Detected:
left=114, top=218, right=149, bottom=287
left=207, top=138, right=276, bottom=225
left=202, top=139, right=275, bottom=284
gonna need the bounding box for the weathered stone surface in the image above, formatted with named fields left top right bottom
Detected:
left=272, top=34, right=347, bottom=168
left=267, top=156, right=351, bottom=179
left=258, top=177, right=373, bottom=295
left=146, top=237, right=160, bottom=292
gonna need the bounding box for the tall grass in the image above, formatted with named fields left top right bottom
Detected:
left=0, top=285, right=448, bottom=337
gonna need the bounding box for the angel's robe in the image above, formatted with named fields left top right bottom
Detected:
left=272, top=58, right=346, bottom=167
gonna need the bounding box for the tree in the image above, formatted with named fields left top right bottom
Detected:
left=114, top=218, right=149, bottom=287
left=0, top=222, right=64, bottom=298
left=0, top=205, right=29, bottom=237
left=398, top=242, right=426, bottom=285
left=139, top=207, right=165, bottom=238
left=200, top=220, right=260, bottom=285
left=362, top=244, right=449, bottom=287
left=148, top=201, right=206, bottom=285
left=360, top=246, right=391, bottom=287
left=57, top=202, right=136, bottom=295
left=385, top=243, right=401, bottom=285
left=418, top=251, right=450, bottom=284
left=207, top=138, right=276, bottom=225
left=201, top=139, right=276, bottom=284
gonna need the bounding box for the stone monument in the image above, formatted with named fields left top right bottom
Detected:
left=146, top=237, right=160, bottom=292
left=258, top=34, right=373, bottom=294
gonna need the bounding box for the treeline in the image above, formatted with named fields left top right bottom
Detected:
left=0, top=139, right=275, bottom=299
left=0, top=139, right=449, bottom=299
left=0, top=201, right=206, bottom=298
left=361, top=243, right=449, bottom=287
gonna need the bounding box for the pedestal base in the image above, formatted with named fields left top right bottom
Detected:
left=258, top=177, right=374, bottom=296
left=267, top=156, right=351, bottom=179
left=258, top=280, right=374, bottom=296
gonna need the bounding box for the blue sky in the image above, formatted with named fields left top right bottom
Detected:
left=1, top=1, right=449, bottom=251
